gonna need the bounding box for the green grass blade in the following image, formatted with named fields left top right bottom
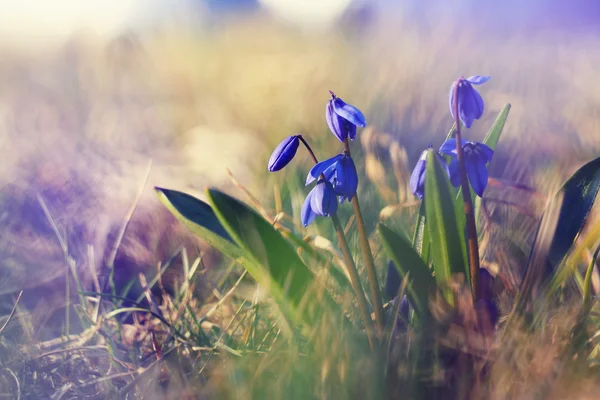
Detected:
left=424, top=150, right=469, bottom=289
left=379, top=223, right=434, bottom=317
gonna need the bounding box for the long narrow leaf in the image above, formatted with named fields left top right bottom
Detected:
left=206, top=188, right=347, bottom=332
left=155, top=187, right=243, bottom=260
left=424, top=151, right=468, bottom=288
left=379, top=223, right=434, bottom=317
left=516, top=155, right=600, bottom=313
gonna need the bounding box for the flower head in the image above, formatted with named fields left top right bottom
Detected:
left=439, top=139, right=494, bottom=197
left=306, top=153, right=358, bottom=202
left=449, top=76, right=490, bottom=128
left=409, top=146, right=449, bottom=199
left=268, top=135, right=300, bottom=172
left=326, top=91, right=366, bottom=142
left=301, top=179, right=338, bottom=226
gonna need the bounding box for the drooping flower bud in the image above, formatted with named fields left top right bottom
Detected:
left=268, top=135, right=300, bottom=172
left=449, top=76, right=490, bottom=128
left=326, top=91, right=366, bottom=142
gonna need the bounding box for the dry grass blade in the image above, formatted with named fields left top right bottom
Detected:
left=0, top=290, right=22, bottom=335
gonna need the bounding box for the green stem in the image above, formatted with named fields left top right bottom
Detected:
left=332, top=213, right=375, bottom=349
left=452, top=79, right=481, bottom=301
left=343, top=138, right=385, bottom=335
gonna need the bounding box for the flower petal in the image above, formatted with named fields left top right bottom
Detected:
left=410, top=150, right=428, bottom=199
left=268, top=135, right=300, bottom=172
left=475, top=142, right=494, bottom=164
left=301, top=189, right=317, bottom=227
left=457, top=83, right=479, bottom=128
left=346, top=121, right=357, bottom=140
left=448, top=82, right=457, bottom=120
left=466, top=75, right=490, bottom=85
left=323, top=163, right=337, bottom=182
left=448, top=158, right=461, bottom=187
left=333, top=156, right=358, bottom=200
left=465, top=153, right=488, bottom=197
left=332, top=97, right=366, bottom=127
left=306, top=154, right=344, bottom=185
left=310, top=180, right=338, bottom=216
left=439, top=138, right=467, bottom=156
left=326, top=101, right=346, bottom=142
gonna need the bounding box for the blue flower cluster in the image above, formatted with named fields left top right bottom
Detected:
left=268, top=92, right=366, bottom=226
left=410, top=76, right=493, bottom=199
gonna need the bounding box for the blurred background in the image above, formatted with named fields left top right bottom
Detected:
left=1, top=0, right=600, bottom=321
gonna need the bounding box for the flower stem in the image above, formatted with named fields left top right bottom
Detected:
left=452, top=79, right=481, bottom=301
left=298, top=135, right=319, bottom=164
left=300, top=135, right=375, bottom=347
left=332, top=213, right=376, bottom=348
left=343, top=138, right=385, bottom=336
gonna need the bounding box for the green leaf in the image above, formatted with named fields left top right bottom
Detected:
left=474, top=104, right=512, bottom=227
left=155, top=187, right=244, bottom=261
left=411, top=124, right=458, bottom=261
left=281, top=231, right=353, bottom=293
left=482, top=104, right=511, bottom=150
left=379, top=223, right=434, bottom=317
left=412, top=205, right=430, bottom=263
left=424, top=151, right=469, bottom=287
left=517, top=155, right=600, bottom=311
left=206, top=188, right=346, bottom=331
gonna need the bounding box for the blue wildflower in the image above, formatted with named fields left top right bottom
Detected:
left=268, top=135, right=300, bottom=172
left=449, top=76, right=490, bottom=128
left=301, top=179, right=338, bottom=227
left=439, top=139, right=494, bottom=197
left=306, top=153, right=358, bottom=203
left=326, top=91, right=366, bottom=142
left=409, top=146, right=449, bottom=199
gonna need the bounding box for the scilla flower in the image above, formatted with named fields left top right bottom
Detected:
left=268, top=135, right=300, bottom=172
left=449, top=76, right=490, bottom=128
left=439, top=139, right=494, bottom=197
left=301, top=179, right=338, bottom=227
left=409, top=146, right=449, bottom=199
left=306, top=153, right=358, bottom=202
left=326, top=91, right=366, bottom=142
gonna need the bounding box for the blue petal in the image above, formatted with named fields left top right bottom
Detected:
left=323, top=163, right=337, bottom=182
left=306, top=154, right=344, bottom=185
left=465, top=153, right=488, bottom=197
left=457, top=85, right=473, bottom=128
left=326, top=101, right=346, bottom=142
left=466, top=75, right=490, bottom=85
left=333, top=156, right=358, bottom=200
left=268, top=135, right=300, bottom=172
left=301, top=189, right=317, bottom=227
left=475, top=142, right=494, bottom=164
left=439, top=138, right=467, bottom=156
left=332, top=97, right=366, bottom=127
left=346, top=121, right=357, bottom=140
left=410, top=150, right=428, bottom=199
left=448, top=82, right=456, bottom=120
left=448, top=158, right=461, bottom=187
left=310, top=180, right=338, bottom=216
